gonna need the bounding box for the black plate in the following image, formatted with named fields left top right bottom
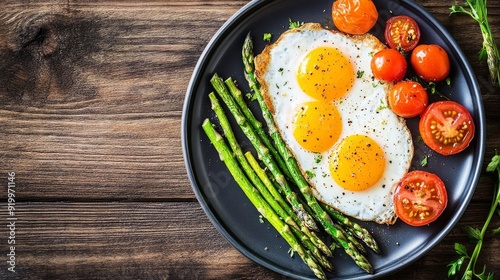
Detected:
left=182, top=0, right=486, bottom=279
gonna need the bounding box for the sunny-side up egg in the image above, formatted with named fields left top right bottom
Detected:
left=254, top=23, right=413, bottom=224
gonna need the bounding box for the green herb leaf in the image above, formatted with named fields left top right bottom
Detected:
left=314, top=154, right=322, bottom=163
left=288, top=18, right=303, bottom=29
left=462, top=225, right=482, bottom=242
left=493, top=226, right=500, bottom=234
left=246, top=92, right=256, bottom=101
left=376, top=98, right=389, bottom=112
left=454, top=242, right=469, bottom=257
left=447, top=262, right=457, bottom=277
left=447, top=256, right=465, bottom=277
left=263, top=33, right=272, bottom=42
left=464, top=270, right=473, bottom=280
left=421, top=155, right=428, bottom=167
left=475, top=265, right=494, bottom=280
left=486, top=154, right=500, bottom=172
left=428, top=81, right=437, bottom=94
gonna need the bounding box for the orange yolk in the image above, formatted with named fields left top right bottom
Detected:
left=292, top=101, right=342, bottom=152
left=296, top=47, right=354, bottom=101
left=329, top=134, right=386, bottom=191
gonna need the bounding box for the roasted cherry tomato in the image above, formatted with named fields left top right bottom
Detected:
left=388, top=80, right=428, bottom=118
left=371, top=49, right=407, bottom=82
left=419, top=101, right=475, bottom=155
left=394, top=170, right=448, bottom=226
left=384, top=15, right=421, bottom=52
left=332, top=0, right=378, bottom=35
left=411, top=44, right=450, bottom=82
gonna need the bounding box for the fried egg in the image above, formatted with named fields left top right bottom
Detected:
left=255, top=23, right=413, bottom=224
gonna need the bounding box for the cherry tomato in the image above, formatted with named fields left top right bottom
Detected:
left=411, top=44, right=450, bottom=82
left=388, top=81, right=428, bottom=118
left=419, top=101, right=475, bottom=155
left=371, top=49, right=407, bottom=82
left=332, top=0, right=378, bottom=35
left=385, top=15, right=421, bottom=52
left=394, top=170, right=448, bottom=226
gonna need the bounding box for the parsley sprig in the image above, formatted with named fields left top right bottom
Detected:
left=288, top=18, right=303, bottom=29
left=447, top=151, right=500, bottom=280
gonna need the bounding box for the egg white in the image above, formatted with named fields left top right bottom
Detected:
left=255, top=23, right=413, bottom=224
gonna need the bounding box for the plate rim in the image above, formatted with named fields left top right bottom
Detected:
left=181, top=0, right=486, bottom=279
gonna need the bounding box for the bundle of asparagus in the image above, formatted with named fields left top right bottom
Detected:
left=201, top=34, right=381, bottom=279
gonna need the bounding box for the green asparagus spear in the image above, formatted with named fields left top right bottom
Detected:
left=321, top=202, right=380, bottom=254
left=208, top=92, right=298, bottom=231
left=245, top=151, right=332, bottom=258
left=242, top=33, right=374, bottom=274
left=289, top=225, right=334, bottom=272
left=210, top=73, right=319, bottom=232
left=202, top=119, right=326, bottom=280
left=242, top=31, right=379, bottom=255
left=224, top=78, right=292, bottom=180
left=209, top=92, right=333, bottom=272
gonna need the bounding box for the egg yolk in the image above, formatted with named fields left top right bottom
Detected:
left=329, top=134, right=386, bottom=191
left=297, top=47, right=355, bottom=101
left=292, top=101, right=342, bottom=153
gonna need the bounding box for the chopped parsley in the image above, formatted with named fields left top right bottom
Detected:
left=289, top=18, right=303, bottom=29
left=314, top=153, right=323, bottom=163
left=421, top=155, right=428, bottom=167
left=357, top=70, right=365, bottom=79
left=411, top=75, right=451, bottom=100
left=245, top=92, right=256, bottom=101
left=306, top=170, right=316, bottom=179
left=376, top=98, right=389, bottom=112
left=263, top=33, right=272, bottom=42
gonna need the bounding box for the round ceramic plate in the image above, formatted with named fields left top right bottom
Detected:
left=182, top=0, right=486, bottom=279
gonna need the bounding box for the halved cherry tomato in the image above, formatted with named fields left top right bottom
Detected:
left=332, top=0, right=378, bottom=35
left=388, top=80, right=428, bottom=118
left=385, top=15, right=421, bottom=52
left=371, top=49, right=407, bottom=82
left=394, top=170, right=448, bottom=226
left=411, top=44, right=450, bottom=82
left=419, top=101, right=475, bottom=155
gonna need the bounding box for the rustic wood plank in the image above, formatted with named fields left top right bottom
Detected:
left=0, top=0, right=499, bottom=201
left=0, top=201, right=497, bottom=279
left=0, top=1, right=500, bottom=200
left=0, top=1, right=246, bottom=201
left=0, top=202, right=286, bottom=279
left=0, top=1, right=499, bottom=280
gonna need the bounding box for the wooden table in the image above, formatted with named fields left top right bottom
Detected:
left=1, top=1, right=499, bottom=279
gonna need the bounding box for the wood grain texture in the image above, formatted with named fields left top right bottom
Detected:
left=0, top=202, right=497, bottom=280
left=0, top=1, right=246, bottom=201
left=0, top=0, right=499, bottom=279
